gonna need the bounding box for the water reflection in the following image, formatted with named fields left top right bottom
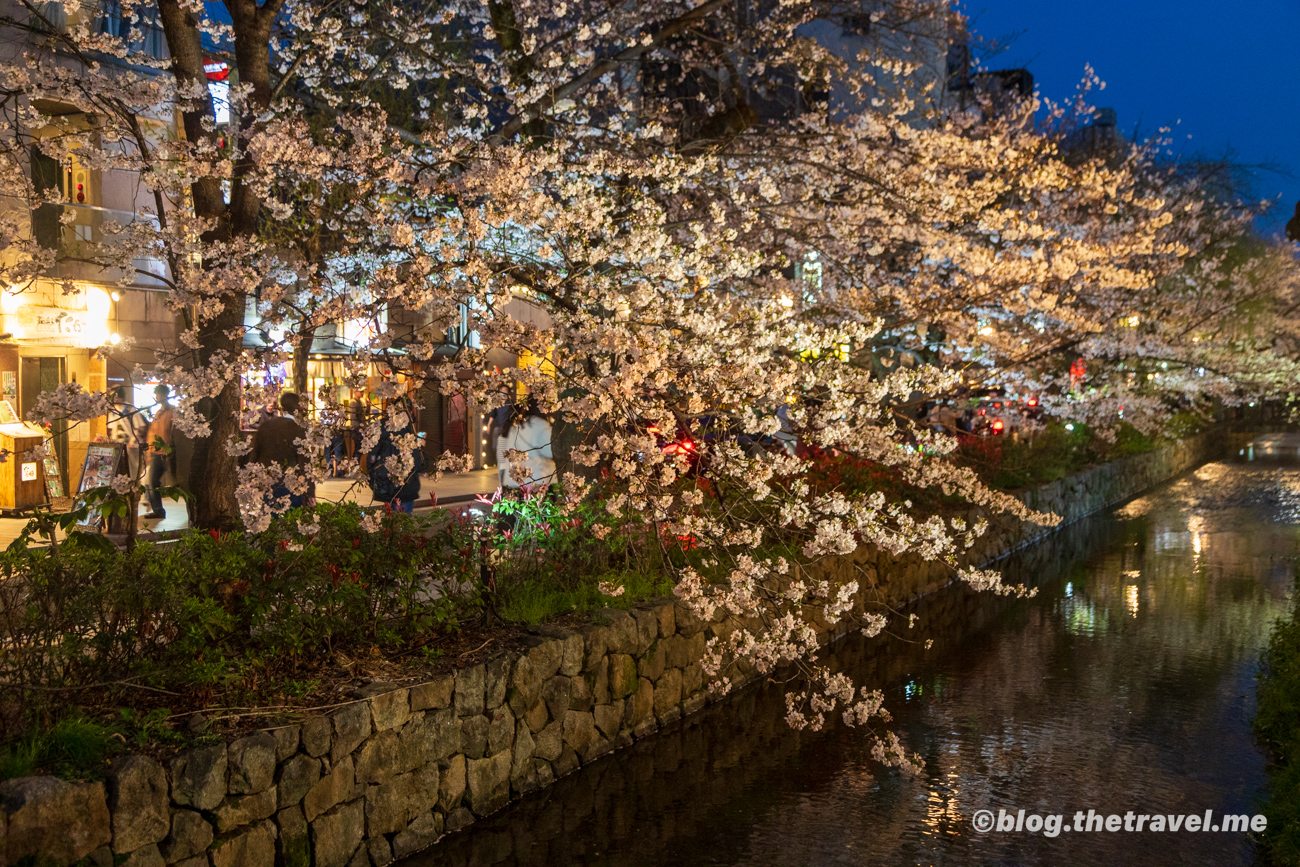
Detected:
left=405, top=464, right=1298, bottom=866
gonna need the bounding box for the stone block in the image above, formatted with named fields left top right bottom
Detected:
left=171, top=745, right=227, bottom=811
left=639, top=641, right=666, bottom=682
left=438, top=754, right=466, bottom=811
left=160, top=809, right=213, bottom=864
left=461, top=714, right=489, bottom=759
left=510, top=720, right=536, bottom=781
left=311, top=800, right=365, bottom=867
left=209, top=818, right=275, bottom=867
left=526, top=637, right=564, bottom=681
left=276, top=805, right=310, bottom=867
left=409, top=676, right=454, bottom=711
left=599, top=609, right=639, bottom=654
left=540, top=675, right=571, bottom=720
left=673, top=600, right=707, bottom=637
left=580, top=624, right=607, bottom=672
left=278, top=753, right=321, bottom=808
left=213, top=787, right=277, bottom=833
left=608, top=654, right=638, bottom=699
left=661, top=634, right=690, bottom=669
left=107, top=755, right=169, bottom=853
left=581, top=735, right=613, bottom=764
left=559, top=633, right=584, bottom=676
left=487, top=708, right=515, bottom=756
left=687, top=630, right=707, bottom=663
left=454, top=663, right=487, bottom=717
left=391, top=810, right=443, bottom=859
left=485, top=655, right=511, bottom=710
left=368, top=688, right=411, bottom=732
left=444, top=806, right=474, bottom=832
left=524, top=698, right=549, bottom=734
left=354, top=730, right=402, bottom=786
left=303, top=755, right=354, bottom=823
left=552, top=746, right=580, bottom=778
left=632, top=717, right=658, bottom=740
left=301, top=716, right=332, bottom=758
left=562, top=710, right=595, bottom=755
left=401, top=707, right=459, bottom=766
left=507, top=655, right=541, bottom=717
left=1, top=776, right=110, bottom=865
left=654, top=600, right=675, bottom=637
left=269, top=725, right=300, bottom=762
left=682, top=662, right=703, bottom=696
left=367, top=834, right=392, bottom=867
left=121, top=843, right=164, bottom=866
left=568, top=672, right=594, bottom=712
left=624, top=677, right=654, bottom=728
left=365, top=764, right=438, bottom=837
left=228, top=732, right=278, bottom=795
left=683, top=692, right=707, bottom=716
left=330, top=703, right=372, bottom=763
left=533, top=720, right=563, bottom=762
left=591, top=659, right=610, bottom=705
left=466, top=750, right=512, bottom=816
left=593, top=701, right=623, bottom=739
left=631, top=608, right=658, bottom=654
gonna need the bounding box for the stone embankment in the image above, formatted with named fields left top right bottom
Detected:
left=0, top=431, right=1219, bottom=866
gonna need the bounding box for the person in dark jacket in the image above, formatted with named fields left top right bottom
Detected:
left=250, top=392, right=314, bottom=509
left=367, top=400, right=426, bottom=513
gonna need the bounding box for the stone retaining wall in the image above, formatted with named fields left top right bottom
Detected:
left=0, top=431, right=1221, bottom=867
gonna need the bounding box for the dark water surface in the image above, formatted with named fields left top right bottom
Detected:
left=404, top=461, right=1300, bottom=866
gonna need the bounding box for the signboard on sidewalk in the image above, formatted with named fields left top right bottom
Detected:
left=74, top=442, right=125, bottom=529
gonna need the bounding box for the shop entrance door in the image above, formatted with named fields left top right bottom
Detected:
left=21, top=356, right=68, bottom=494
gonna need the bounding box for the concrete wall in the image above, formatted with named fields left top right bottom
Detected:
left=0, top=431, right=1220, bottom=866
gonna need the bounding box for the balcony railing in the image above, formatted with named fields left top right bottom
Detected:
left=34, top=203, right=170, bottom=290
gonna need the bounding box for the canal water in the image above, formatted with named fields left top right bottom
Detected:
left=404, top=457, right=1299, bottom=866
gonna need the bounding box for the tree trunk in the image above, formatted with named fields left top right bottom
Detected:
left=156, top=0, right=280, bottom=528
left=293, top=325, right=312, bottom=397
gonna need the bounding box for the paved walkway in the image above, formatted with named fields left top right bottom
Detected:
left=0, top=469, right=500, bottom=548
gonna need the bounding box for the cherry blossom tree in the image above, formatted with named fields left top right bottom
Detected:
left=4, top=0, right=1299, bottom=763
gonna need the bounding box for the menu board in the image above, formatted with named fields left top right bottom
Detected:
left=43, top=455, right=63, bottom=499
left=75, top=443, right=124, bottom=528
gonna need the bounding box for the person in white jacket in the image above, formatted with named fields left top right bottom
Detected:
left=495, top=399, right=556, bottom=489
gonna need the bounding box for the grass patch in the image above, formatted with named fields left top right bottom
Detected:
left=1255, top=567, right=1300, bottom=864
left=0, top=715, right=117, bottom=781
left=497, top=570, right=674, bottom=625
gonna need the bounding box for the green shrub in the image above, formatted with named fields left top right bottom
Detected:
left=1256, top=570, right=1300, bottom=863
left=0, top=503, right=481, bottom=716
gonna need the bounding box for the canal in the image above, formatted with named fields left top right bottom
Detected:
left=403, top=455, right=1299, bottom=866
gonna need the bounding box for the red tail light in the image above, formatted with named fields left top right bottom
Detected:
left=1027, top=398, right=1038, bottom=407
left=992, top=419, right=1005, bottom=433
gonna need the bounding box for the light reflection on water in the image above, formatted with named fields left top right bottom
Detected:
left=404, top=463, right=1298, bottom=867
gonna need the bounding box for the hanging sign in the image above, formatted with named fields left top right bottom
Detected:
left=203, top=59, right=229, bottom=81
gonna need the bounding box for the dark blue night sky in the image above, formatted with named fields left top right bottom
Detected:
left=966, top=1, right=1300, bottom=236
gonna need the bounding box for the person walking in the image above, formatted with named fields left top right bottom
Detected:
left=249, top=392, right=315, bottom=509
left=495, top=398, right=555, bottom=489
left=142, top=383, right=174, bottom=520
left=367, top=400, right=426, bottom=513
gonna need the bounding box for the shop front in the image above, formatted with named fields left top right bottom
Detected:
left=0, top=279, right=116, bottom=497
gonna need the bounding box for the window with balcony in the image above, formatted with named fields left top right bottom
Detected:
left=96, top=0, right=167, bottom=59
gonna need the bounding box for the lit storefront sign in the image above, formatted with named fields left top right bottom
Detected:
left=1, top=284, right=113, bottom=347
